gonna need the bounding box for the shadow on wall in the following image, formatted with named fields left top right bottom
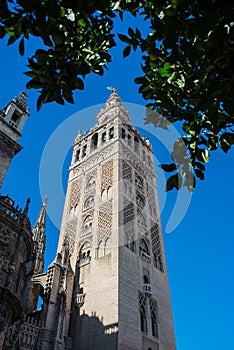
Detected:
left=72, top=313, right=118, bottom=350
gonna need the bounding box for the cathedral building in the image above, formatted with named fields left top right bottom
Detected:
left=0, top=91, right=176, bottom=349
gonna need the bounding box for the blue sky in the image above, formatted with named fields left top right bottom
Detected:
left=0, top=14, right=234, bottom=350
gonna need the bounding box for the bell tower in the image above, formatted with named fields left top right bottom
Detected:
left=53, top=91, right=176, bottom=350
left=0, top=91, right=29, bottom=188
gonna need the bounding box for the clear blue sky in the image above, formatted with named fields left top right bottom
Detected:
left=0, top=14, right=234, bottom=350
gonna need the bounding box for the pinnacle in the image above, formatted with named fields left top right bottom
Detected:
left=34, top=197, right=47, bottom=228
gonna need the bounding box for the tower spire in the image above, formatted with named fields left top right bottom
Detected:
left=32, top=197, right=47, bottom=274
left=96, top=89, right=131, bottom=125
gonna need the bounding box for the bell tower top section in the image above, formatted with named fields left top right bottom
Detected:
left=0, top=91, right=30, bottom=188
left=97, top=91, right=131, bottom=125
left=1, top=91, right=29, bottom=134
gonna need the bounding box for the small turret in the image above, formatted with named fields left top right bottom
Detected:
left=0, top=91, right=30, bottom=188
left=1, top=91, right=29, bottom=133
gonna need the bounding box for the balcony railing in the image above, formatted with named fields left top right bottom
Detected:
left=139, top=250, right=151, bottom=263
left=74, top=293, right=85, bottom=307
left=143, top=283, right=152, bottom=296
left=77, top=256, right=91, bottom=268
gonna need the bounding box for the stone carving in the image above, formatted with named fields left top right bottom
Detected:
left=101, top=159, right=113, bottom=191
left=98, top=200, right=112, bottom=243
left=72, top=145, right=114, bottom=178
left=85, top=169, right=97, bottom=193
left=122, top=145, right=154, bottom=184
left=150, top=220, right=163, bottom=271
left=147, top=183, right=157, bottom=218
left=122, top=160, right=132, bottom=183
left=65, top=218, right=77, bottom=240
left=69, top=179, right=82, bottom=210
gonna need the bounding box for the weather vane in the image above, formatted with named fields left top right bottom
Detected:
left=107, top=85, right=118, bottom=93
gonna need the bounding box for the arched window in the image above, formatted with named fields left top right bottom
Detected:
left=136, top=194, right=145, bottom=209
left=85, top=176, right=96, bottom=192
left=140, top=305, right=147, bottom=333
left=151, top=310, right=158, bottom=337
left=139, top=239, right=150, bottom=263
left=134, top=136, right=139, bottom=153
left=150, top=300, right=159, bottom=338
left=101, top=189, right=107, bottom=202
left=91, top=133, right=98, bottom=151
left=81, top=215, right=92, bottom=236
left=138, top=213, right=147, bottom=231
left=107, top=186, right=112, bottom=199
left=78, top=242, right=91, bottom=267
left=84, top=196, right=94, bottom=210
left=126, top=236, right=136, bottom=253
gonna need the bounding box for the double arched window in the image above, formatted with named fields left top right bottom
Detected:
left=78, top=241, right=91, bottom=267
left=81, top=215, right=92, bottom=236
left=85, top=176, right=96, bottom=193
left=101, top=186, right=112, bottom=202
left=84, top=196, right=94, bottom=210
left=138, top=213, right=147, bottom=231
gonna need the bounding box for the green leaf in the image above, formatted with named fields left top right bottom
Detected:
left=166, top=173, right=181, bottom=191
left=194, top=162, right=205, bottom=171
left=117, top=33, right=130, bottom=43
left=197, top=149, right=210, bottom=163
left=26, top=79, right=47, bottom=89
left=159, top=163, right=177, bottom=172
left=0, top=26, right=5, bottom=39
left=128, top=27, right=134, bottom=37
left=52, top=32, right=64, bottom=46
left=73, top=78, right=84, bottom=90
left=123, top=45, right=131, bottom=58
left=195, top=169, right=205, bottom=180
left=19, top=37, right=24, bottom=56
left=134, top=77, right=144, bottom=84
left=220, top=134, right=232, bottom=153
left=7, top=35, right=17, bottom=46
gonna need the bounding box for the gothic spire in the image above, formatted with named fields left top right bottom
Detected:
left=34, top=196, right=47, bottom=230
left=32, top=197, right=47, bottom=274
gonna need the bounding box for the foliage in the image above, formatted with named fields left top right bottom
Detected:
left=0, top=0, right=233, bottom=190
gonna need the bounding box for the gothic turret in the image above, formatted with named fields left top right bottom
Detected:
left=32, top=197, right=47, bottom=275
left=0, top=91, right=29, bottom=188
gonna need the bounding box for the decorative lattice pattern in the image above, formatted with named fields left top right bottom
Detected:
left=101, top=159, right=113, bottom=191
left=69, top=179, right=81, bottom=209
left=147, top=183, right=157, bottom=216
left=85, top=169, right=97, bottom=192
left=123, top=199, right=134, bottom=225
left=65, top=218, right=77, bottom=240
left=135, top=172, right=144, bottom=191
left=150, top=221, right=162, bottom=261
left=98, top=200, right=112, bottom=242
left=122, top=160, right=132, bottom=183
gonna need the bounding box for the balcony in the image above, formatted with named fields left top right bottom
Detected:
left=77, top=256, right=91, bottom=268
left=74, top=293, right=85, bottom=308
left=143, top=283, right=152, bottom=296
left=139, top=250, right=151, bottom=264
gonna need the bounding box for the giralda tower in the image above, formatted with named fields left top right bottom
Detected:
left=51, top=91, right=176, bottom=350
